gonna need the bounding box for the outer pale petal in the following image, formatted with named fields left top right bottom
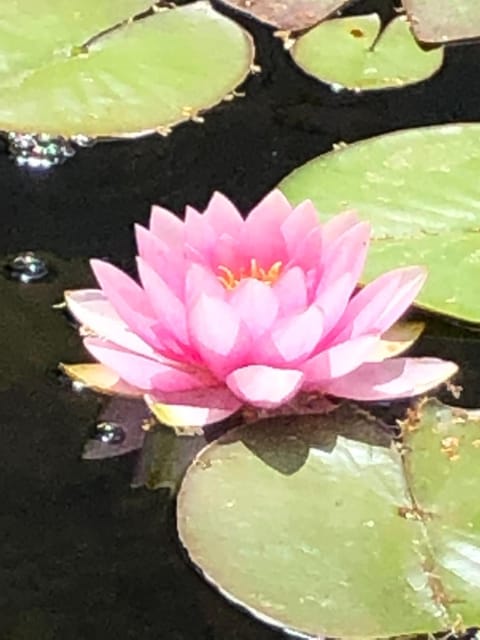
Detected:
left=188, top=293, right=251, bottom=376
left=336, top=266, right=427, bottom=341
left=226, top=365, right=304, bottom=408
left=145, top=396, right=239, bottom=428
left=84, top=338, right=213, bottom=392
left=302, top=335, right=379, bottom=385
left=65, top=289, right=156, bottom=357
left=321, top=357, right=458, bottom=401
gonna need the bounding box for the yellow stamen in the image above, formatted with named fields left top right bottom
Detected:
left=217, top=259, right=283, bottom=290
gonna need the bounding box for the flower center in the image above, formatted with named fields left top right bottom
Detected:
left=217, top=258, right=282, bottom=290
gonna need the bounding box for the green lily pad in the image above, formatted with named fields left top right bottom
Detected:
left=177, top=400, right=480, bottom=638
left=0, top=1, right=253, bottom=137
left=279, top=123, right=480, bottom=323
left=290, top=14, right=443, bottom=91
left=216, top=0, right=352, bottom=32
left=403, top=0, right=480, bottom=44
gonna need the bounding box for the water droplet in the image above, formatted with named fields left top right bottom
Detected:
left=94, top=422, right=126, bottom=445
left=6, top=252, right=48, bottom=283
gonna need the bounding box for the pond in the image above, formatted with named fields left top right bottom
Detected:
left=2, top=0, right=480, bottom=638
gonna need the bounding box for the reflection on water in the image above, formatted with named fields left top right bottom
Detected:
left=1, top=253, right=480, bottom=638
left=0, top=254, right=282, bottom=640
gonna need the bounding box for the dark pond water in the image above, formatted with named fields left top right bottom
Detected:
left=2, top=1, right=480, bottom=638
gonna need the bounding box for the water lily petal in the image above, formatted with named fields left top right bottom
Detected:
left=337, top=266, right=427, bottom=341
left=241, top=190, right=292, bottom=267
left=321, top=210, right=360, bottom=245
left=136, top=258, right=188, bottom=344
left=322, top=357, right=458, bottom=401
left=185, top=263, right=226, bottom=306
left=270, top=304, right=324, bottom=362
left=149, top=204, right=184, bottom=250
left=85, top=338, right=212, bottom=392
left=188, top=293, right=251, bottom=376
left=273, top=266, right=308, bottom=315
left=65, top=289, right=156, bottom=357
left=281, top=200, right=319, bottom=255
left=148, top=386, right=242, bottom=411
left=229, top=278, right=279, bottom=340
left=302, top=335, right=379, bottom=384
left=203, top=191, right=244, bottom=236
left=90, top=259, right=162, bottom=350
left=135, top=224, right=186, bottom=297
left=145, top=395, right=239, bottom=428
left=226, top=365, right=304, bottom=408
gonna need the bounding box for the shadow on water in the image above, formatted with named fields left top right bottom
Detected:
left=2, top=0, right=480, bottom=637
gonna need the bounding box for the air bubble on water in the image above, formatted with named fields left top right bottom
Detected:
left=94, top=422, right=126, bottom=445
left=6, top=252, right=49, bottom=283
left=5, top=132, right=96, bottom=168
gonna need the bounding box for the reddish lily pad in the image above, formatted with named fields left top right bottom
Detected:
left=403, top=0, right=480, bottom=44
left=216, top=0, right=352, bottom=32
left=177, top=400, right=480, bottom=638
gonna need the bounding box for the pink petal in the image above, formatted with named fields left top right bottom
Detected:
left=65, top=289, right=156, bottom=358
left=91, top=260, right=167, bottom=352
left=321, top=210, right=361, bottom=245
left=269, top=304, right=324, bottom=363
left=136, top=258, right=188, bottom=344
left=148, top=386, right=242, bottom=411
left=134, top=224, right=186, bottom=298
left=84, top=338, right=211, bottom=392
left=240, top=190, right=292, bottom=267
left=229, top=278, right=279, bottom=340
left=286, top=226, right=322, bottom=273
left=313, top=222, right=371, bottom=332
left=226, top=365, right=304, bottom=408
left=322, top=357, right=458, bottom=401
left=273, top=266, right=308, bottom=316
left=184, top=206, right=216, bottom=265
left=149, top=204, right=184, bottom=250
left=185, top=263, right=226, bottom=306
left=336, top=266, right=427, bottom=341
left=302, top=335, right=379, bottom=385
left=281, top=200, right=319, bottom=256
left=188, top=293, right=251, bottom=377
left=202, top=192, right=244, bottom=236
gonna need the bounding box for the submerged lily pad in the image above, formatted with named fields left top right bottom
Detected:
left=216, top=0, right=352, bottom=32
left=403, top=0, right=480, bottom=44
left=177, top=400, right=480, bottom=638
left=279, top=123, right=480, bottom=323
left=290, top=14, right=443, bottom=91
left=0, top=1, right=253, bottom=137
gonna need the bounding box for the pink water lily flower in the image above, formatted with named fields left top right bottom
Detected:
left=65, top=190, right=457, bottom=425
